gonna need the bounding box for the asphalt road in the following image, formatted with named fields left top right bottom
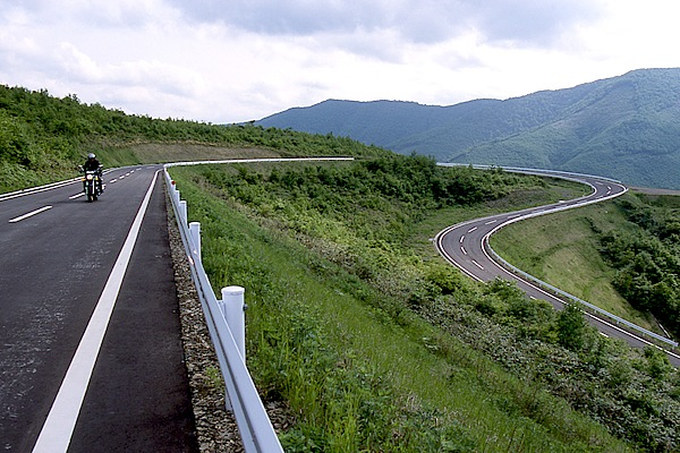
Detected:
left=0, top=166, right=197, bottom=452
left=434, top=169, right=680, bottom=367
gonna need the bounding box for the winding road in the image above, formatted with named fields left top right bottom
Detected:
left=434, top=166, right=680, bottom=366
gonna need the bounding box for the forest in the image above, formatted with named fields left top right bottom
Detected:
left=0, top=84, right=387, bottom=192
left=257, top=68, right=680, bottom=189
left=599, top=196, right=680, bottom=338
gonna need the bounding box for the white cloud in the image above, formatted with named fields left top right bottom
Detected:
left=0, top=0, right=678, bottom=123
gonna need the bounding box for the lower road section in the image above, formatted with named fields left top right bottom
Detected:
left=435, top=169, right=680, bottom=367
left=0, top=166, right=197, bottom=451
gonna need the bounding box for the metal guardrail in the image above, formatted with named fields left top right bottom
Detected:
left=163, top=157, right=354, bottom=450
left=438, top=162, right=625, bottom=184
left=163, top=167, right=284, bottom=453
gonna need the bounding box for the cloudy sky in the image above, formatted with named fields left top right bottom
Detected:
left=1, top=0, right=679, bottom=123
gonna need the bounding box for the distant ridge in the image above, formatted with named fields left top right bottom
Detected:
left=255, top=68, right=680, bottom=190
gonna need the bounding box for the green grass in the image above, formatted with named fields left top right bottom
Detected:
left=170, top=165, right=629, bottom=452
left=490, top=196, right=660, bottom=332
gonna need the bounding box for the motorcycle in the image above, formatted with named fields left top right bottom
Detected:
left=79, top=166, right=104, bottom=202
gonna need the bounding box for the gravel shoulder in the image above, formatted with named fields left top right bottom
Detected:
left=166, top=190, right=244, bottom=452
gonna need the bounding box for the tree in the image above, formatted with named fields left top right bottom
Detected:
left=557, top=303, right=587, bottom=351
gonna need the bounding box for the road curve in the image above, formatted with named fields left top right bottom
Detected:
left=434, top=166, right=680, bottom=367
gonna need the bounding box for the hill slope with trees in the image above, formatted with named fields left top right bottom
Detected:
left=0, top=84, right=389, bottom=193
left=171, top=158, right=679, bottom=451
left=255, top=68, right=680, bottom=190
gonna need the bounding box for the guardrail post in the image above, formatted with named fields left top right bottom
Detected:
left=189, top=222, right=201, bottom=261
left=219, top=286, right=246, bottom=413
left=179, top=200, right=187, bottom=226
left=220, top=286, right=246, bottom=363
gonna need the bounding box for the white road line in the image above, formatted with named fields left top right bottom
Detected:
left=484, top=220, right=497, bottom=225
left=461, top=246, right=468, bottom=255
left=459, top=235, right=465, bottom=243
left=109, top=178, right=118, bottom=183
left=8, top=205, right=53, bottom=223
left=467, top=226, right=477, bottom=233
left=32, top=171, right=160, bottom=453
left=0, top=179, right=80, bottom=202
left=472, top=260, right=484, bottom=270
left=69, top=193, right=85, bottom=199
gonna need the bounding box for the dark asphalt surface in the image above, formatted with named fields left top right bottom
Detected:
left=435, top=170, right=680, bottom=366
left=0, top=166, right=197, bottom=452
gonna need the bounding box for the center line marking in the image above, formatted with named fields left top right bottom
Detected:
left=69, top=193, right=85, bottom=199
left=467, top=226, right=477, bottom=233
left=472, top=260, right=484, bottom=270
left=484, top=220, right=497, bottom=225
left=9, top=205, right=53, bottom=223
left=32, top=171, right=159, bottom=453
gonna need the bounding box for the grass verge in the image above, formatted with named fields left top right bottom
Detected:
left=170, top=165, right=628, bottom=452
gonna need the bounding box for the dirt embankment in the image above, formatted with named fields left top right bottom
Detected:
left=129, top=143, right=282, bottom=164
left=631, top=186, right=680, bottom=196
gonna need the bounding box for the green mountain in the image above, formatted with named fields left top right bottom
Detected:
left=255, top=68, right=680, bottom=189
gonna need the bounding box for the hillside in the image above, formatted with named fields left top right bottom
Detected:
left=170, top=158, right=679, bottom=451
left=255, top=68, right=680, bottom=190
left=0, top=84, right=389, bottom=193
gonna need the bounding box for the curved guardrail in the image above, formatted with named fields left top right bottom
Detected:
left=484, top=238, right=678, bottom=348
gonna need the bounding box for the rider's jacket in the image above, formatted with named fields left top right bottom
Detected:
left=83, top=158, right=101, bottom=172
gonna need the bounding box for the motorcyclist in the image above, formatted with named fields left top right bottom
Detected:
left=82, top=153, right=103, bottom=194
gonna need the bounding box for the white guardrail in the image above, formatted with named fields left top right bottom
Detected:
left=163, top=167, right=284, bottom=453
left=163, top=157, right=354, bottom=451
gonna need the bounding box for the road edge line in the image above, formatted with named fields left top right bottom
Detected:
left=31, top=170, right=160, bottom=453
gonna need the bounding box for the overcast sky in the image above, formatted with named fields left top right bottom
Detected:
left=1, top=0, right=679, bottom=123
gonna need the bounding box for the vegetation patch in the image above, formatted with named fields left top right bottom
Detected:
left=490, top=202, right=658, bottom=331
left=0, top=84, right=390, bottom=193
left=491, top=192, right=680, bottom=340
left=171, top=155, right=679, bottom=451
